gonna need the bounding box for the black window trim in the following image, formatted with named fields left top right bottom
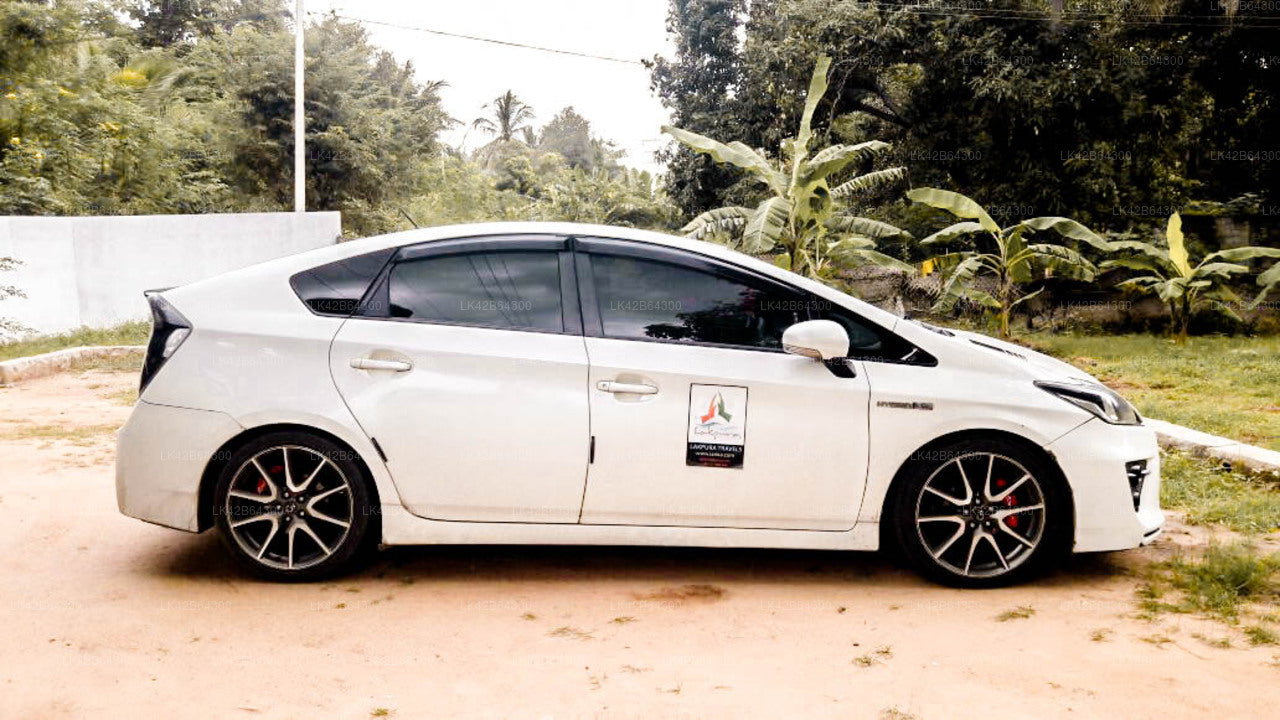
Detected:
left=354, top=234, right=582, bottom=336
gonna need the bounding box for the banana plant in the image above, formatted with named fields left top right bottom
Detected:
left=1102, top=212, right=1280, bottom=342
left=908, top=188, right=1110, bottom=338
left=662, top=56, right=911, bottom=282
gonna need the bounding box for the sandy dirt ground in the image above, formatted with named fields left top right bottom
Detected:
left=1, top=369, right=1277, bottom=720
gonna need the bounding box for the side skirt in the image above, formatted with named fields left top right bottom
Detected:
left=378, top=504, right=881, bottom=552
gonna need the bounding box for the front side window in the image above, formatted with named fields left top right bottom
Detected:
left=385, top=251, right=564, bottom=332
left=590, top=254, right=804, bottom=350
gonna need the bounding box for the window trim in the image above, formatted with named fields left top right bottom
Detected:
left=355, top=235, right=580, bottom=336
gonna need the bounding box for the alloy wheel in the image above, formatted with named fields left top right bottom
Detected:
left=914, top=452, right=1046, bottom=579
left=223, top=445, right=354, bottom=571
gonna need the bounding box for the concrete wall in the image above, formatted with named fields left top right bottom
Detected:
left=0, top=212, right=341, bottom=335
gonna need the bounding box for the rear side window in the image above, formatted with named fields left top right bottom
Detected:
left=385, top=251, right=564, bottom=332
left=589, top=254, right=804, bottom=350
left=290, top=247, right=395, bottom=317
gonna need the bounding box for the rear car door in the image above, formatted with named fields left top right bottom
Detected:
left=575, top=238, right=871, bottom=530
left=328, top=235, right=591, bottom=523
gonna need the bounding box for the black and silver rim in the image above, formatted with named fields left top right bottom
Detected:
left=224, top=446, right=353, bottom=571
left=914, top=452, right=1046, bottom=579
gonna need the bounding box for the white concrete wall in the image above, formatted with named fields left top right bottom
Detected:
left=0, top=212, right=341, bottom=335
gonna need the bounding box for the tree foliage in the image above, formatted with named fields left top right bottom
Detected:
left=0, top=1, right=677, bottom=239
left=665, top=56, right=911, bottom=284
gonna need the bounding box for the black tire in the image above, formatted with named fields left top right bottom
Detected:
left=214, top=431, right=377, bottom=581
left=890, top=437, right=1070, bottom=588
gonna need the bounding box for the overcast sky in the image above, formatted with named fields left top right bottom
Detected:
left=307, top=1, right=675, bottom=174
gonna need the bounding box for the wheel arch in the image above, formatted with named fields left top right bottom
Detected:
left=875, top=428, right=1076, bottom=552
left=197, top=423, right=383, bottom=532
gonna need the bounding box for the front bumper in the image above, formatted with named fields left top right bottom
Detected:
left=116, top=401, right=243, bottom=532
left=1045, top=418, right=1164, bottom=552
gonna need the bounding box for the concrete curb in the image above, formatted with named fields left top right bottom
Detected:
left=0, top=345, right=145, bottom=385
left=1146, top=418, right=1280, bottom=480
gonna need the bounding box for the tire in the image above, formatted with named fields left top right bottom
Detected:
left=214, top=431, right=377, bottom=581
left=890, top=437, right=1070, bottom=588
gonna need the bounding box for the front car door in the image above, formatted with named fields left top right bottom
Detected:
left=330, top=235, right=591, bottom=523
left=576, top=238, right=871, bottom=531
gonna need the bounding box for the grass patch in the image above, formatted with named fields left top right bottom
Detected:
left=996, top=605, right=1036, bottom=622
left=1161, top=450, right=1280, bottom=533
left=1140, top=541, right=1280, bottom=622
left=0, top=321, right=150, bottom=362
left=1090, top=628, right=1112, bottom=642
left=1018, top=332, right=1280, bottom=451
left=0, top=423, right=118, bottom=444
left=1245, top=625, right=1278, bottom=646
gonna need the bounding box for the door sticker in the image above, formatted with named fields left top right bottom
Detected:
left=686, top=384, right=748, bottom=468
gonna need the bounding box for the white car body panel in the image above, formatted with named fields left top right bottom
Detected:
left=580, top=337, right=869, bottom=529
left=330, top=318, right=591, bottom=523
left=116, top=221, right=1163, bottom=557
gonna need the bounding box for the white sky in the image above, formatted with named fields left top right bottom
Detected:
left=307, top=1, right=675, bottom=174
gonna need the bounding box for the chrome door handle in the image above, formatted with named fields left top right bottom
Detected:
left=596, top=380, right=658, bottom=395
left=350, top=358, right=413, bottom=372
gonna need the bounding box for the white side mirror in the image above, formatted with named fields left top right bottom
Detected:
left=782, top=320, right=849, bottom=361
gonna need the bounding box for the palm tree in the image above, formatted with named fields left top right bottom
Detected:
left=662, top=56, right=911, bottom=282
left=1102, top=212, right=1280, bottom=341
left=472, top=91, right=535, bottom=143
left=909, top=188, right=1109, bottom=338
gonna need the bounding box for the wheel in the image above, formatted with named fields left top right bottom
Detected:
left=891, top=437, right=1070, bottom=588
left=214, top=431, right=376, bottom=581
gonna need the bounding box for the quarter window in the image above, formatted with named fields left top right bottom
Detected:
left=385, top=251, right=564, bottom=332
left=590, top=254, right=804, bottom=349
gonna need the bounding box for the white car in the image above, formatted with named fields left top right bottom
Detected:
left=116, top=222, right=1163, bottom=586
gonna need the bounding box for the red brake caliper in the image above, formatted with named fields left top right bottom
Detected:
left=993, top=479, right=1019, bottom=528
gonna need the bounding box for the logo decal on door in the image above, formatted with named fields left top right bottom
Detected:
left=687, top=384, right=747, bottom=468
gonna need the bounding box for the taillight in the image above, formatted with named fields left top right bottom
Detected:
left=140, top=294, right=191, bottom=392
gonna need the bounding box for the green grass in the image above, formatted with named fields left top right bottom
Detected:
left=1161, top=450, right=1280, bottom=533
left=0, top=321, right=150, bottom=362
left=1017, top=332, right=1280, bottom=451
left=1140, top=541, right=1280, bottom=622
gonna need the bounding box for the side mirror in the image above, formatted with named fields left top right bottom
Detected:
left=782, top=320, right=849, bottom=362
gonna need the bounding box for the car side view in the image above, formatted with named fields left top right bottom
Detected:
left=116, top=221, right=1164, bottom=587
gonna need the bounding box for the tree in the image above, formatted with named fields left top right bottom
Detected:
left=665, top=56, right=911, bottom=284
left=1102, top=213, right=1280, bottom=341
left=536, top=106, right=618, bottom=172
left=909, top=188, right=1109, bottom=338
left=472, top=90, right=535, bottom=143
left=648, top=0, right=748, bottom=217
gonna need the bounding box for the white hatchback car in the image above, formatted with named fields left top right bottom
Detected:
left=116, top=222, right=1163, bottom=586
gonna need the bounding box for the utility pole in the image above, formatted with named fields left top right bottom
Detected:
left=294, top=0, right=305, bottom=213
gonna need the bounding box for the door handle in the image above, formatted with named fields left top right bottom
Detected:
left=350, top=357, right=413, bottom=372
left=596, top=380, right=658, bottom=395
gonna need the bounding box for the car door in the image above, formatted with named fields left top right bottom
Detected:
left=329, top=235, right=591, bottom=523
left=575, top=238, right=871, bottom=531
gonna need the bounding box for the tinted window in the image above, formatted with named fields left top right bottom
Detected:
left=591, top=254, right=804, bottom=349
left=386, top=251, right=563, bottom=332
left=290, top=247, right=395, bottom=316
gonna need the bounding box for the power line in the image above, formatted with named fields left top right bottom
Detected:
left=312, top=12, right=647, bottom=66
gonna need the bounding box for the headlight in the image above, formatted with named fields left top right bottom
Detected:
left=1035, top=380, right=1141, bottom=425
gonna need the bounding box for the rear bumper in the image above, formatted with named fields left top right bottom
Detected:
left=115, top=401, right=243, bottom=532
left=1045, top=418, right=1164, bottom=553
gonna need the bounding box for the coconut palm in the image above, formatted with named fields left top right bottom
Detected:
left=908, top=188, right=1110, bottom=338
left=1102, top=212, right=1280, bottom=341
left=661, top=56, right=910, bottom=282
left=472, top=91, right=535, bottom=143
